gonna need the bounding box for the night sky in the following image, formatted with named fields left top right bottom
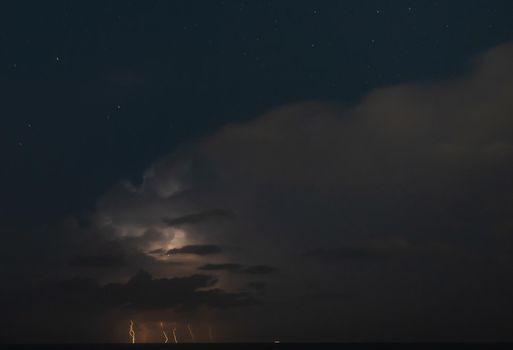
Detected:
left=2, top=0, right=513, bottom=343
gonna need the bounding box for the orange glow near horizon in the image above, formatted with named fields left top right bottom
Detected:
left=123, top=320, right=226, bottom=343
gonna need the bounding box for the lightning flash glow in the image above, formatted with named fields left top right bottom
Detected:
left=129, top=320, right=135, bottom=344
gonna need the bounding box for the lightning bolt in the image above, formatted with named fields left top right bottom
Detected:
left=172, top=325, right=178, bottom=343
left=129, top=320, right=136, bottom=344
left=187, top=323, right=195, bottom=342
left=160, top=321, right=169, bottom=343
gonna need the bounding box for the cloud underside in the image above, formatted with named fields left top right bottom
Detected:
left=100, top=271, right=255, bottom=310
left=198, top=263, right=242, bottom=271
left=197, top=263, right=277, bottom=274
left=163, top=209, right=234, bottom=227
left=167, top=244, right=223, bottom=256
left=51, top=270, right=256, bottom=312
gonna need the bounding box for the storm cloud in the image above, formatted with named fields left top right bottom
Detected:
left=302, top=238, right=455, bottom=262
left=77, top=43, right=513, bottom=341
left=98, top=270, right=254, bottom=310
left=243, top=265, right=277, bottom=275
left=198, top=263, right=242, bottom=271
left=163, top=209, right=234, bottom=227
left=4, top=43, right=513, bottom=342
left=167, top=244, right=223, bottom=256
left=69, top=254, right=126, bottom=268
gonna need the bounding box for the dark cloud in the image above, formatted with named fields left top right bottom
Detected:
left=198, top=263, right=242, bottom=272
left=243, top=265, right=277, bottom=275
left=52, top=270, right=256, bottom=313
left=99, top=270, right=216, bottom=310
left=1, top=270, right=258, bottom=342
left=58, top=276, right=101, bottom=291
left=163, top=209, right=234, bottom=227
left=69, top=254, right=126, bottom=268
left=247, top=281, right=268, bottom=291
left=303, top=247, right=378, bottom=261
left=302, top=239, right=454, bottom=262
left=14, top=270, right=255, bottom=313
left=186, top=288, right=256, bottom=310
left=53, top=221, right=189, bottom=282
left=167, top=244, right=223, bottom=256
left=148, top=248, right=166, bottom=255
